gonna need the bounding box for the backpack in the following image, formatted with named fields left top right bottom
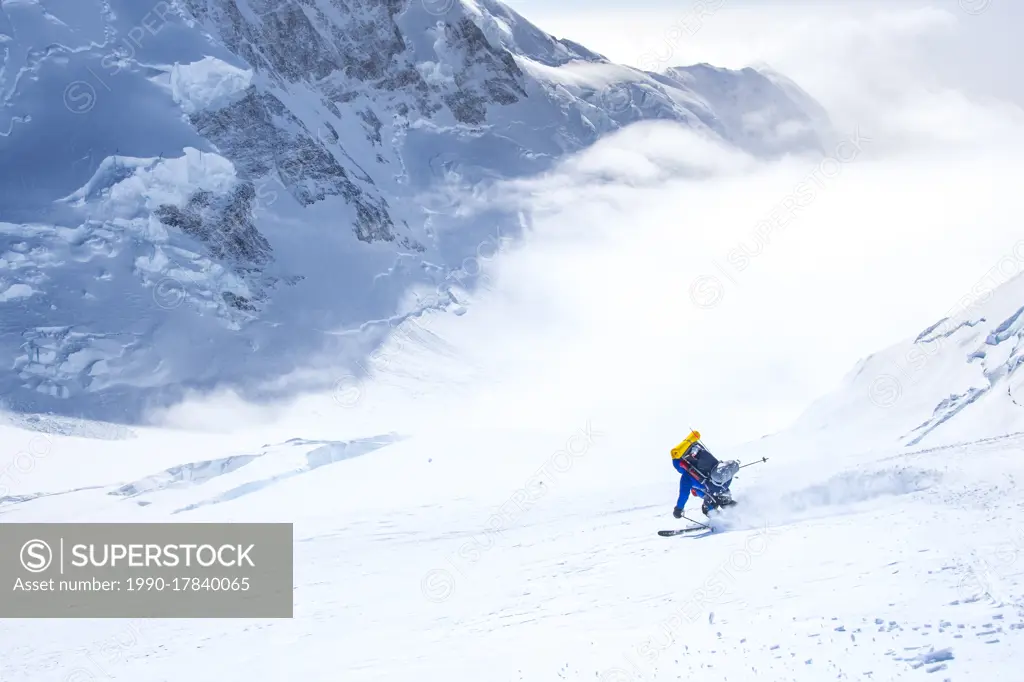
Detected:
left=671, top=430, right=720, bottom=482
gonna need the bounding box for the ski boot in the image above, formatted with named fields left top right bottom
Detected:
left=702, top=492, right=736, bottom=516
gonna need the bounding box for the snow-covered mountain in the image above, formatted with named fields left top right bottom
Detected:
left=0, top=0, right=829, bottom=421
left=752, top=268, right=1024, bottom=457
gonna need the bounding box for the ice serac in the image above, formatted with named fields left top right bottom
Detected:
left=0, top=0, right=831, bottom=420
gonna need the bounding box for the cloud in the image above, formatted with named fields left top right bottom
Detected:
left=392, top=113, right=1022, bottom=445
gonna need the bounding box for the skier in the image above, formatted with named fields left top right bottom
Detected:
left=671, top=430, right=739, bottom=518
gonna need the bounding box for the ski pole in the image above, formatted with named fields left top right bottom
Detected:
left=738, top=457, right=768, bottom=470
left=681, top=513, right=711, bottom=530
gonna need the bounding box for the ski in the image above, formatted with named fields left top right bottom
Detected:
left=658, top=526, right=711, bottom=537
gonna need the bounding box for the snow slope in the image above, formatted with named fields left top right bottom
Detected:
left=1, top=409, right=1023, bottom=680
left=0, top=0, right=830, bottom=421
left=6, top=244, right=1024, bottom=675
left=767, top=265, right=1024, bottom=457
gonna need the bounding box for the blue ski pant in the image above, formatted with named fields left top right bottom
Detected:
left=676, top=469, right=708, bottom=509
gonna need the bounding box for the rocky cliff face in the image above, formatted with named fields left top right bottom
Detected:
left=170, top=0, right=829, bottom=258
left=0, top=0, right=831, bottom=420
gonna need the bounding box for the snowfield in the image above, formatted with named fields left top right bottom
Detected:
left=1, top=411, right=1023, bottom=681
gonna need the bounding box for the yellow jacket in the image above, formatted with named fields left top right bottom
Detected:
left=671, top=430, right=701, bottom=460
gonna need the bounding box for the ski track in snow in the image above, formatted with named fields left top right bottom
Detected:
left=0, top=422, right=1022, bottom=681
